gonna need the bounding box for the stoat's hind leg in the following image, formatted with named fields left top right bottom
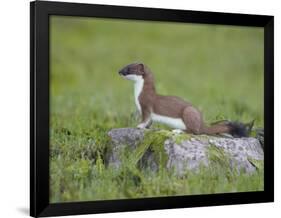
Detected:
left=182, top=106, right=203, bottom=134
left=172, top=129, right=184, bottom=134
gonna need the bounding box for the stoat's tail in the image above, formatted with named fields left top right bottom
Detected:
left=202, top=120, right=254, bottom=138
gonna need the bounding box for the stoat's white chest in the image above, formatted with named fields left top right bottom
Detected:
left=123, top=74, right=144, bottom=113
left=134, top=77, right=144, bottom=113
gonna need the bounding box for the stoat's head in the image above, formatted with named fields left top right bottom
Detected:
left=118, top=62, right=146, bottom=82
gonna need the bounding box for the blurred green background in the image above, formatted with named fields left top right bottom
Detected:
left=50, top=16, right=264, bottom=203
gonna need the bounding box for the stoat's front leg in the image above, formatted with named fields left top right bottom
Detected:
left=137, top=107, right=152, bottom=129
left=137, top=119, right=152, bottom=129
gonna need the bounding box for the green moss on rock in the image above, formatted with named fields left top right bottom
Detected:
left=247, top=157, right=264, bottom=171
left=172, top=133, right=192, bottom=144
left=138, top=130, right=170, bottom=169
left=131, top=130, right=195, bottom=169
left=207, top=144, right=234, bottom=176
left=207, top=145, right=230, bottom=167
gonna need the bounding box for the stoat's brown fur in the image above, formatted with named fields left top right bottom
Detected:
left=119, top=63, right=253, bottom=137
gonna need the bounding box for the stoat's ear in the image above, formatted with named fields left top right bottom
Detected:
left=137, top=63, right=145, bottom=75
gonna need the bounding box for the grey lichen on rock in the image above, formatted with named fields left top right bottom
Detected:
left=107, top=128, right=264, bottom=175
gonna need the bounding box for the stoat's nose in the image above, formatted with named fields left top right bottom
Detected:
left=118, top=69, right=127, bottom=76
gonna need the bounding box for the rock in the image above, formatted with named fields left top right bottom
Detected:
left=107, top=128, right=264, bottom=175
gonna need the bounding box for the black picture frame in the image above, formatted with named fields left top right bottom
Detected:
left=30, top=1, right=274, bottom=217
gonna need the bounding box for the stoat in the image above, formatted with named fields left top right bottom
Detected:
left=118, top=62, right=253, bottom=137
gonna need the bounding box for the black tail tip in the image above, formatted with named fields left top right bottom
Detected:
left=227, top=120, right=255, bottom=138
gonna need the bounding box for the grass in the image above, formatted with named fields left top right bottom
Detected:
left=50, top=16, right=264, bottom=203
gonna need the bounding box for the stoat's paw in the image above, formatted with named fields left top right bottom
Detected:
left=172, top=129, right=184, bottom=134
left=137, top=123, right=146, bottom=129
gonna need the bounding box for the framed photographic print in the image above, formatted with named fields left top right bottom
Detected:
left=30, top=1, right=274, bottom=217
